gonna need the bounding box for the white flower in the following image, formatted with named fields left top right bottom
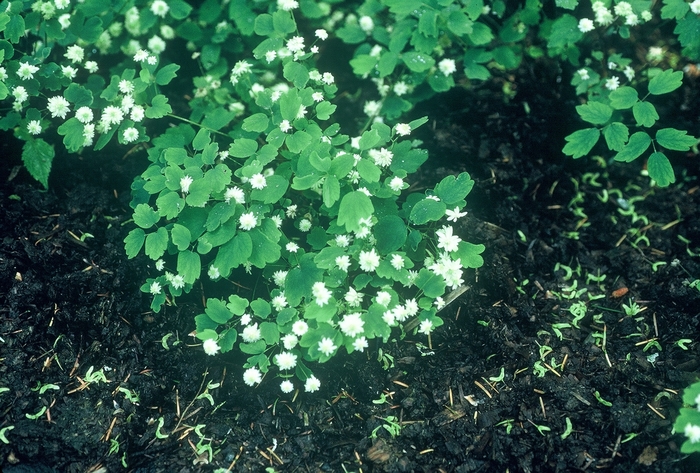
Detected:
left=318, top=337, right=337, bottom=356
left=239, top=212, right=257, bottom=231
left=315, top=29, right=328, bottom=40
left=376, top=291, right=391, bottom=306
left=625, top=13, right=638, bottom=26
left=335, top=255, right=351, bottom=272
left=250, top=173, right=267, bottom=189
left=623, top=66, right=635, bottom=81
left=61, top=65, right=77, bottom=79
left=359, top=15, right=374, bottom=33
left=352, top=337, right=368, bottom=352
left=155, top=259, right=165, bottom=271
left=13, top=86, right=28, bottom=103
left=280, top=380, right=295, bottom=393
left=363, top=100, right=381, bottom=117
left=147, top=56, right=157, bottom=65
left=690, top=0, right=700, bottom=15
left=47, top=96, right=70, bottom=119
left=394, top=81, right=409, bottom=96
left=58, top=13, right=71, bottom=29
left=169, top=274, right=185, bottom=290
left=64, top=45, right=84, bottom=63
left=242, top=323, right=261, bottom=343
left=134, top=49, right=150, bottom=62
left=208, top=266, right=220, bottom=279
left=383, top=310, right=396, bottom=326
left=299, top=219, right=312, bottom=232
left=27, top=120, right=42, bottom=135
left=434, top=296, right=446, bottom=310
left=282, top=334, right=298, bottom=350
left=203, top=339, right=221, bottom=356
left=272, top=294, right=288, bottom=311
left=265, top=50, right=277, bottom=63
left=322, top=72, right=335, bottom=85
left=148, top=36, right=166, bottom=54
left=292, top=320, right=308, bottom=337
left=273, top=270, right=288, bottom=287
left=613, top=1, right=633, bottom=17
left=84, top=61, right=98, bottom=73
left=608, top=61, right=617, bottom=70
left=243, top=367, right=262, bottom=386
left=286, top=36, right=305, bottom=53
left=232, top=60, right=252, bottom=76
left=445, top=207, right=468, bottom=222
left=344, top=287, right=363, bottom=307
left=419, top=319, right=434, bottom=335
left=641, top=11, right=652, bottom=21
left=438, top=58, right=457, bottom=76
left=101, top=105, right=124, bottom=127
left=0, top=67, right=6, bottom=81
left=339, top=312, right=364, bottom=337
left=647, top=47, right=664, bottom=62
left=149, top=281, right=162, bottom=295
left=335, top=235, right=351, bottom=247
left=286, top=242, right=299, bottom=253
left=389, top=176, right=404, bottom=192
left=285, top=204, right=297, bottom=218
left=577, top=68, right=590, bottom=81
left=359, top=248, right=380, bottom=272
left=390, top=254, right=405, bottom=270
left=118, top=80, right=134, bottom=95
left=395, top=123, right=411, bottom=136
left=151, top=0, right=170, bottom=17
left=578, top=18, right=594, bottom=33
left=122, top=127, right=139, bottom=143
left=304, top=375, right=321, bottom=392
left=405, top=299, right=419, bottom=317
left=274, top=352, right=297, bottom=370
left=277, top=0, right=299, bottom=11
left=180, top=175, right=193, bottom=194
left=312, top=281, right=332, bottom=306
left=594, top=7, right=613, bottom=25
left=240, top=313, right=252, bottom=325
left=686, top=424, right=700, bottom=443
left=224, top=186, right=245, bottom=204
left=312, top=92, right=324, bottom=102
left=429, top=254, right=464, bottom=289
left=436, top=225, right=462, bottom=253
left=369, top=147, right=393, bottom=167
left=75, top=107, right=93, bottom=124
left=130, top=105, right=145, bottom=122
left=605, top=76, right=620, bottom=91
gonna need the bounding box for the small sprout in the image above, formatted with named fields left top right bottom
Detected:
left=108, top=438, right=120, bottom=455
left=621, top=432, right=639, bottom=443
left=622, top=301, right=645, bottom=316
left=372, top=393, right=390, bottom=405
left=0, top=426, right=14, bottom=444
left=155, top=416, right=169, bottom=439
left=26, top=406, right=47, bottom=420
left=533, top=361, right=547, bottom=377
left=676, top=339, right=692, bottom=350
left=488, top=367, right=505, bottom=383
left=643, top=340, right=662, bottom=352
left=517, top=230, right=527, bottom=242
left=32, top=382, right=60, bottom=395
left=117, top=387, right=140, bottom=404
left=594, top=391, right=612, bottom=407
left=651, top=262, right=667, bottom=272
left=495, top=419, right=515, bottom=434
left=370, top=416, right=401, bottom=439
left=560, top=417, right=573, bottom=439
left=476, top=320, right=490, bottom=327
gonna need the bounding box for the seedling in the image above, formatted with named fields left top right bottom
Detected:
left=370, top=416, right=402, bottom=439
left=560, top=417, right=574, bottom=440
left=594, top=391, right=612, bottom=407
left=26, top=406, right=47, bottom=420
left=0, top=426, right=14, bottom=444
left=495, top=419, right=515, bottom=434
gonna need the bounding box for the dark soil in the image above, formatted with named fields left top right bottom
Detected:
left=2, top=68, right=700, bottom=473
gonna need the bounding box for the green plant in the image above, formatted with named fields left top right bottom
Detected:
left=370, top=415, right=402, bottom=439
left=673, top=380, right=700, bottom=454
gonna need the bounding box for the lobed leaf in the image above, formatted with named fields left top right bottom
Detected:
left=562, top=128, right=600, bottom=159
left=647, top=152, right=676, bottom=187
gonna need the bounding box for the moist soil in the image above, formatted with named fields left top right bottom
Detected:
left=1, top=68, right=700, bottom=473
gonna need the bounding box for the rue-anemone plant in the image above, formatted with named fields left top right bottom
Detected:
left=674, top=380, right=700, bottom=454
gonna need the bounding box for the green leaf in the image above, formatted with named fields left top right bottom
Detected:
left=410, top=198, right=447, bottom=225
left=124, top=228, right=145, bottom=258
left=377, top=51, right=399, bottom=77
left=384, top=0, right=423, bottom=15
left=402, top=51, right=435, bottom=73
left=415, top=268, right=446, bottom=298
left=358, top=129, right=380, bottom=150
left=286, top=131, right=312, bottom=153
left=229, top=138, right=258, bottom=157
left=4, top=13, right=24, bottom=43
left=350, top=54, right=377, bottom=76
left=447, top=11, right=473, bottom=35
left=156, top=64, right=180, bottom=86
left=279, top=89, right=302, bottom=122
left=272, top=9, right=296, bottom=35
left=547, top=14, right=582, bottom=51
left=169, top=0, right=193, bottom=19
left=656, top=128, right=698, bottom=151
left=283, top=61, right=309, bottom=88
left=614, top=132, right=651, bottom=163
left=250, top=175, right=289, bottom=204
left=374, top=215, right=407, bottom=254
left=21, top=139, right=54, bottom=188
left=64, top=83, right=93, bottom=107
left=434, top=172, right=474, bottom=206
left=602, top=122, right=629, bottom=152
left=647, top=152, right=676, bottom=187
left=337, top=191, right=374, bottom=233
left=214, top=233, right=252, bottom=275
left=419, top=9, right=438, bottom=37
left=468, top=22, right=494, bottom=45
left=316, top=101, right=336, bottom=120
left=323, top=175, right=340, bottom=208
left=146, top=94, right=171, bottom=119
left=453, top=241, right=485, bottom=268
left=57, top=118, right=87, bottom=152
left=336, top=24, right=366, bottom=43
left=205, top=298, right=233, bottom=324
left=562, top=128, right=600, bottom=159
left=661, top=0, right=688, bottom=19
left=608, top=86, right=638, bottom=109
left=192, top=128, right=210, bottom=151
left=648, top=69, right=683, bottom=95
left=576, top=102, right=612, bottom=125
left=177, top=250, right=200, bottom=284
left=133, top=203, right=160, bottom=229
left=145, top=227, right=168, bottom=259
left=171, top=224, right=191, bottom=251
left=632, top=101, right=659, bottom=127
left=357, top=159, right=381, bottom=183
left=242, top=113, right=269, bottom=133
left=556, top=0, right=578, bottom=9
left=248, top=219, right=281, bottom=268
